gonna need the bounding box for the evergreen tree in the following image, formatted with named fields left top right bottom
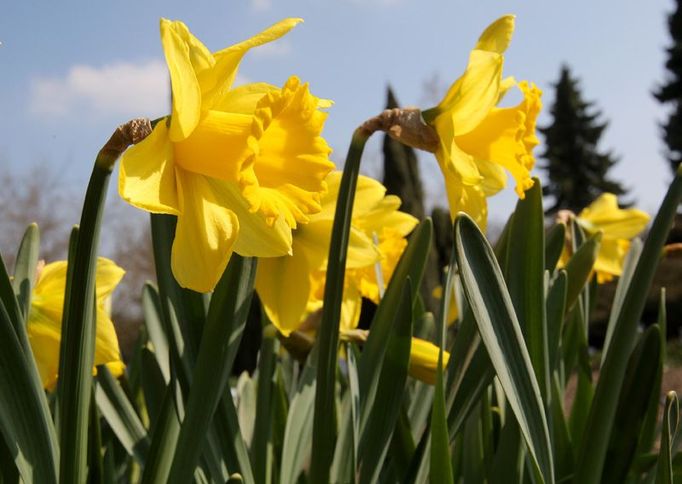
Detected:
left=655, top=0, right=682, bottom=174
left=540, top=65, right=628, bottom=214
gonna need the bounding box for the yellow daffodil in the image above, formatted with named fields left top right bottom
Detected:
left=571, top=193, right=650, bottom=283
left=422, top=15, right=542, bottom=230
left=255, top=171, right=418, bottom=336
left=119, top=18, right=334, bottom=292
left=409, top=338, right=451, bottom=385
left=27, top=258, right=125, bottom=391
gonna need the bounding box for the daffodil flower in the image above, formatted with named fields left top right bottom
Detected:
left=422, top=15, right=542, bottom=230
left=409, top=338, right=451, bottom=385
left=27, top=258, right=125, bottom=391
left=255, top=171, right=418, bottom=336
left=119, top=18, right=334, bottom=292
left=569, top=193, right=650, bottom=283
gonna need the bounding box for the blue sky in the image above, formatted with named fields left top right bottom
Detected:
left=0, top=0, right=675, bottom=226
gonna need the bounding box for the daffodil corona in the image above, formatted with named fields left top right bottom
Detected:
left=119, top=18, right=333, bottom=292
left=27, top=258, right=125, bottom=390
left=256, top=171, right=418, bottom=336
left=422, top=15, right=542, bottom=230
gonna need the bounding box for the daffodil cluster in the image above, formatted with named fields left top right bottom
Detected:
left=561, top=193, right=650, bottom=283
left=119, top=18, right=334, bottom=292
left=256, top=171, right=418, bottom=335
left=27, top=258, right=125, bottom=390
left=422, top=15, right=542, bottom=230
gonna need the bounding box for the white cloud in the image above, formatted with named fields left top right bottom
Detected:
left=29, top=60, right=170, bottom=119
left=250, top=0, right=271, bottom=12
left=249, top=39, right=292, bottom=58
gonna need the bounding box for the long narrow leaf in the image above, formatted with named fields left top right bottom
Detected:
left=454, top=213, right=554, bottom=483
left=658, top=392, right=680, bottom=484
left=12, top=223, right=40, bottom=321
left=574, top=167, right=682, bottom=483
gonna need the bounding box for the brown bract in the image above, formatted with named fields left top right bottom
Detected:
left=360, top=108, right=439, bottom=153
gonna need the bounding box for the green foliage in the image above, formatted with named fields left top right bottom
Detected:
left=540, top=65, right=628, bottom=213
left=1, top=118, right=681, bottom=484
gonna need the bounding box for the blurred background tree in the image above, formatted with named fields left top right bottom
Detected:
left=540, top=65, right=629, bottom=214
left=655, top=0, right=682, bottom=175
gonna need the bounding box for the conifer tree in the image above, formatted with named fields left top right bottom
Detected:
left=655, top=0, right=682, bottom=174
left=540, top=65, right=628, bottom=214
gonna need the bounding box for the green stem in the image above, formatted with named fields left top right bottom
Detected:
left=58, top=118, right=150, bottom=483
left=309, top=128, right=370, bottom=483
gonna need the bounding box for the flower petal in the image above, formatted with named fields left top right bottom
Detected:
left=27, top=311, right=62, bottom=390
left=205, top=18, right=303, bottom=106
left=295, top=219, right=379, bottom=270
left=475, top=15, right=515, bottom=54
left=239, top=76, right=334, bottom=228
left=94, top=308, right=125, bottom=370
left=577, top=193, right=650, bottom=239
left=444, top=175, right=489, bottom=231
left=436, top=49, right=504, bottom=135
left=455, top=81, right=542, bottom=198
left=408, top=338, right=450, bottom=385
left=119, top=121, right=180, bottom=215
left=94, top=258, right=125, bottom=301
left=160, top=19, right=210, bottom=141
left=339, top=282, right=363, bottom=332
left=256, top=249, right=310, bottom=336
left=171, top=169, right=239, bottom=293
left=593, top=238, right=630, bottom=282
left=434, top=134, right=482, bottom=187
left=173, top=110, right=253, bottom=181
left=204, top=178, right=292, bottom=258
left=213, top=82, right=278, bottom=114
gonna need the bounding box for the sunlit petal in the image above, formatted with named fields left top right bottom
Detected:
left=171, top=169, right=239, bottom=292
left=119, top=121, right=180, bottom=215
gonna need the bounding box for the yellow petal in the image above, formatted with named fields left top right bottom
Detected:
left=353, top=196, right=419, bottom=237
left=475, top=15, right=515, bottom=54
left=295, top=219, right=379, bottom=270
left=313, top=172, right=388, bottom=222
left=119, top=121, right=180, bottom=215
left=256, top=250, right=310, bottom=336
left=204, top=178, right=292, bottom=258
left=173, top=110, right=253, bottom=181
left=94, top=258, right=125, bottom=301
left=444, top=176, right=489, bottom=231
left=339, top=283, right=363, bottom=332
left=27, top=311, right=62, bottom=390
left=433, top=131, right=482, bottom=187
left=204, top=18, right=303, bottom=107
left=160, top=19, right=211, bottom=141
left=577, top=193, right=650, bottom=240
left=213, top=82, right=278, bottom=114
left=171, top=169, right=240, bottom=292
left=33, top=261, right=68, bottom=300
left=474, top=158, right=507, bottom=196
left=94, top=308, right=125, bottom=370
left=408, top=338, right=450, bottom=385
left=455, top=81, right=542, bottom=198
left=435, top=49, right=504, bottom=135
left=593, top=238, right=631, bottom=282
left=238, top=76, right=334, bottom=228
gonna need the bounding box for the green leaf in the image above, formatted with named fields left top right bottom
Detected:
left=95, top=365, right=150, bottom=465
left=251, top=327, right=277, bottom=484
left=12, top=223, right=40, bottom=321
left=57, top=155, right=119, bottom=483
left=574, top=168, right=682, bottom=484
left=280, top=345, right=318, bottom=484
left=505, top=179, right=548, bottom=400
left=358, top=280, right=413, bottom=484
left=544, top=223, right=566, bottom=273
left=545, top=270, right=567, bottom=373
left=310, top=129, right=369, bottom=483
left=167, top=255, right=257, bottom=484
left=454, top=213, right=554, bottom=483
left=142, top=283, right=170, bottom=382
left=141, top=386, right=181, bottom=484
left=602, top=325, right=661, bottom=483
left=359, top=219, right=432, bottom=419
left=430, top=276, right=454, bottom=484
left=657, top=392, right=679, bottom=484
left=0, top=297, right=59, bottom=483
left=600, top=239, right=642, bottom=366
left=563, top=232, right=601, bottom=312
